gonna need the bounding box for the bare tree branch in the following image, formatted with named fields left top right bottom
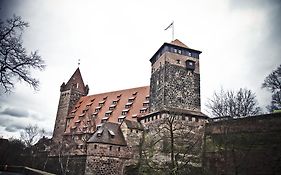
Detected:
left=0, top=15, right=45, bottom=93
left=206, top=88, right=261, bottom=118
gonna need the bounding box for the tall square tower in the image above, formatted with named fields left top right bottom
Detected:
left=149, top=39, right=202, bottom=113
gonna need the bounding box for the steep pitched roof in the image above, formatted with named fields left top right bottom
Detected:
left=87, top=122, right=127, bottom=146
left=62, top=68, right=88, bottom=94
left=65, top=86, right=150, bottom=134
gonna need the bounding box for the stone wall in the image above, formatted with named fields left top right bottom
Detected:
left=85, top=143, right=131, bottom=175
left=203, top=113, right=281, bottom=175
left=164, top=63, right=200, bottom=111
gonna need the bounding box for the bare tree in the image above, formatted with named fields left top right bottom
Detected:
left=141, top=114, right=204, bottom=175
left=20, top=124, right=45, bottom=147
left=206, top=88, right=261, bottom=118
left=262, top=64, right=281, bottom=111
left=0, top=15, right=45, bottom=93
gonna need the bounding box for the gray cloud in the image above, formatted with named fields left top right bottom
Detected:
left=5, top=123, right=25, bottom=132
left=0, top=107, right=29, bottom=118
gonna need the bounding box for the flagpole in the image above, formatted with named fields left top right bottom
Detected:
left=172, top=21, right=174, bottom=41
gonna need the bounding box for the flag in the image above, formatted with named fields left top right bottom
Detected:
left=164, top=21, right=174, bottom=30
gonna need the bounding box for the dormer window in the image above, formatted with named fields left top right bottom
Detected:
left=95, top=106, right=101, bottom=112
left=108, top=129, right=115, bottom=138
left=97, top=129, right=103, bottom=137
left=122, top=109, right=129, bottom=115
left=105, top=111, right=112, bottom=117
left=112, top=99, right=120, bottom=105
left=132, top=91, right=138, bottom=96
left=128, top=96, right=136, bottom=103
left=118, top=116, right=126, bottom=123
left=140, top=107, right=148, bottom=113
left=99, top=100, right=105, bottom=107
left=125, top=102, right=133, bottom=109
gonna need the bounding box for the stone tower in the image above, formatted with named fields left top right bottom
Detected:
left=149, top=39, right=202, bottom=113
left=52, top=68, right=89, bottom=143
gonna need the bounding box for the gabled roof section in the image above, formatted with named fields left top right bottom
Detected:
left=87, top=122, right=127, bottom=146
left=61, top=67, right=88, bottom=94
left=170, top=39, right=189, bottom=48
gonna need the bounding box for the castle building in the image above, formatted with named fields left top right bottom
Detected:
left=51, top=39, right=208, bottom=174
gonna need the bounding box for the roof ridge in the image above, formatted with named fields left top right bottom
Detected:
left=86, top=85, right=149, bottom=97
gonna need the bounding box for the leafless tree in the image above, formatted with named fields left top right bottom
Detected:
left=206, top=88, right=261, bottom=117
left=20, top=124, right=45, bottom=147
left=262, top=64, right=281, bottom=111
left=141, top=114, right=204, bottom=175
left=0, top=15, right=45, bottom=93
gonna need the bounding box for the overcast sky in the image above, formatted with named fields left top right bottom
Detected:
left=0, top=0, right=280, bottom=138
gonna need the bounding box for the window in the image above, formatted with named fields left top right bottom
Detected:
left=109, top=146, right=112, bottom=151
left=125, top=102, right=133, bottom=109
left=133, top=91, right=138, bottom=96
left=186, top=60, right=195, bottom=71
left=118, top=147, right=121, bottom=151
left=174, top=48, right=177, bottom=53
left=145, top=96, right=150, bottom=101
left=140, top=107, right=148, bottom=113
left=128, top=96, right=136, bottom=103
left=118, top=116, right=126, bottom=123
left=122, top=109, right=129, bottom=115
left=195, top=118, right=199, bottom=122
left=108, top=129, right=115, bottom=138
left=105, top=111, right=112, bottom=116
left=86, top=102, right=93, bottom=107
left=109, top=104, right=116, bottom=110
left=176, top=59, right=181, bottom=64
left=178, top=50, right=182, bottom=54
left=143, top=101, right=149, bottom=107
left=94, top=145, right=97, bottom=149
left=117, top=94, right=122, bottom=98
left=97, top=129, right=103, bottom=137
left=99, top=100, right=105, bottom=106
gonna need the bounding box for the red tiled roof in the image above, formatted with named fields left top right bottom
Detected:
left=170, top=39, right=189, bottom=48
left=65, top=86, right=150, bottom=134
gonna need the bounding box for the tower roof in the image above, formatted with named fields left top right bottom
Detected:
left=61, top=67, right=88, bottom=94
left=150, top=39, right=202, bottom=64
left=170, top=39, right=189, bottom=48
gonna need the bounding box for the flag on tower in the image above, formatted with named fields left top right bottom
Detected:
left=164, top=21, right=174, bottom=30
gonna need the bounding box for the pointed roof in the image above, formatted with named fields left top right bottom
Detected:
left=170, top=39, right=189, bottom=48
left=62, top=67, right=88, bottom=94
